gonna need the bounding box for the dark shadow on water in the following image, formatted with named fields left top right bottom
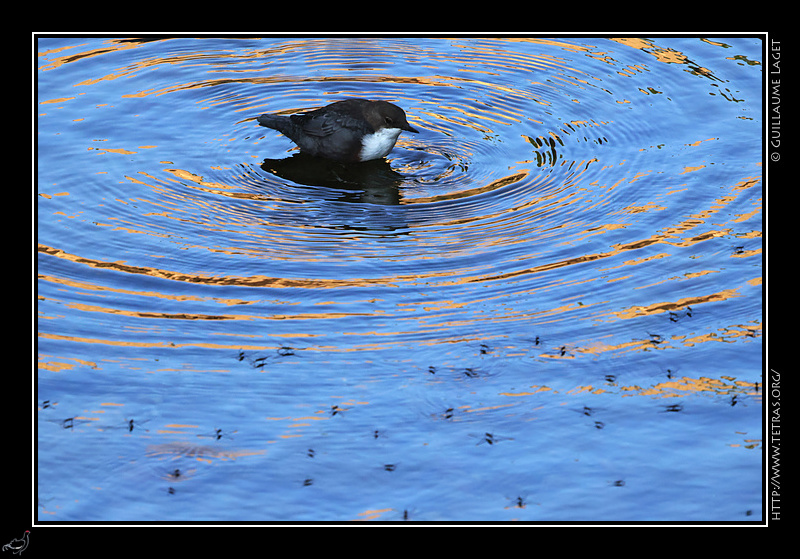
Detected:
left=261, top=153, right=406, bottom=205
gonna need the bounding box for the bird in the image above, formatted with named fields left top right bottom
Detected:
left=2, top=531, right=29, bottom=555
left=257, top=98, right=418, bottom=162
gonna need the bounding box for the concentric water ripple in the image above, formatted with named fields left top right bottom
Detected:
left=37, top=36, right=763, bottom=522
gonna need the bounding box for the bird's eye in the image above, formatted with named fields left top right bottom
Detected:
left=384, top=116, right=393, bottom=125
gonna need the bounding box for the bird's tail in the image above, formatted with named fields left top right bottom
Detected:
left=257, top=114, right=294, bottom=135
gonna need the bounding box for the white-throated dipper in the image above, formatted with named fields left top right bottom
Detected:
left=257, top=98, right=418, bottom=162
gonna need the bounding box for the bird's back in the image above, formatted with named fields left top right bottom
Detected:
left=258, top=107, right=367, bottom=161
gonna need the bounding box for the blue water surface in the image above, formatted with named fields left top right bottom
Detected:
left=37, top=36, right=763, bottom=523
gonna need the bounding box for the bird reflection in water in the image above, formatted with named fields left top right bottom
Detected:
left=261, top=153, right=406, bottom=205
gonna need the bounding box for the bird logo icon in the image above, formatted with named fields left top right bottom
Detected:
left=2, top=531, right=29, bottom=555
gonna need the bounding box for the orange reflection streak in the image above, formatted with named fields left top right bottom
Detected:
left=500, top=376, right=760, bottom=402
left=609, top=38, right=723, bottom=80
left=626, top=376, right=762, bottom=399
left=38, top=243, right=400, bottom=289
left=612, top=289, right=741, bottom=320
left=37, top=331, right=305, bottom=352
left=145, top=442, right=265, bottom=462
left=354, top=509, right=394, bottom=521
left=38, top=272, right=255, bottom=306
left=121, top=74, right=451, bottom=100
left=610, top=38, right=689, bottom=65
left=38, top=355, right=98, bottom=371
left=405, top=171, right=529, bottom=204
left=88, top=146, right=139, bottom=155
left=562, top=319, right=760, bottom=358
left=38, top=38, right=162, bottom=72
left=51, top=300, right=377, bottom=323
left=39, top=96, right=76, bottom=105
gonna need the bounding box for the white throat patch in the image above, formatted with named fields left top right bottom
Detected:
left=359, top=127, right=402, bottom=161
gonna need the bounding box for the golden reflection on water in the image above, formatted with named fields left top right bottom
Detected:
left=38, top=243, right=395, bottom=289
left=38, top=158, right=761, bottom=355
left=502, top=376, right=760, bottom=399
left=37, top=38, right=160, bottom=72
left=145, top=441, right=265, bottom=463
left=38, top=147, right=761, bottom=384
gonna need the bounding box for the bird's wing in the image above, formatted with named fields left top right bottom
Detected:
left=295, top=110, right=363, bottom=138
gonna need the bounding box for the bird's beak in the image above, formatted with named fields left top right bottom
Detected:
left=404, top=122, right=419, bottom=133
